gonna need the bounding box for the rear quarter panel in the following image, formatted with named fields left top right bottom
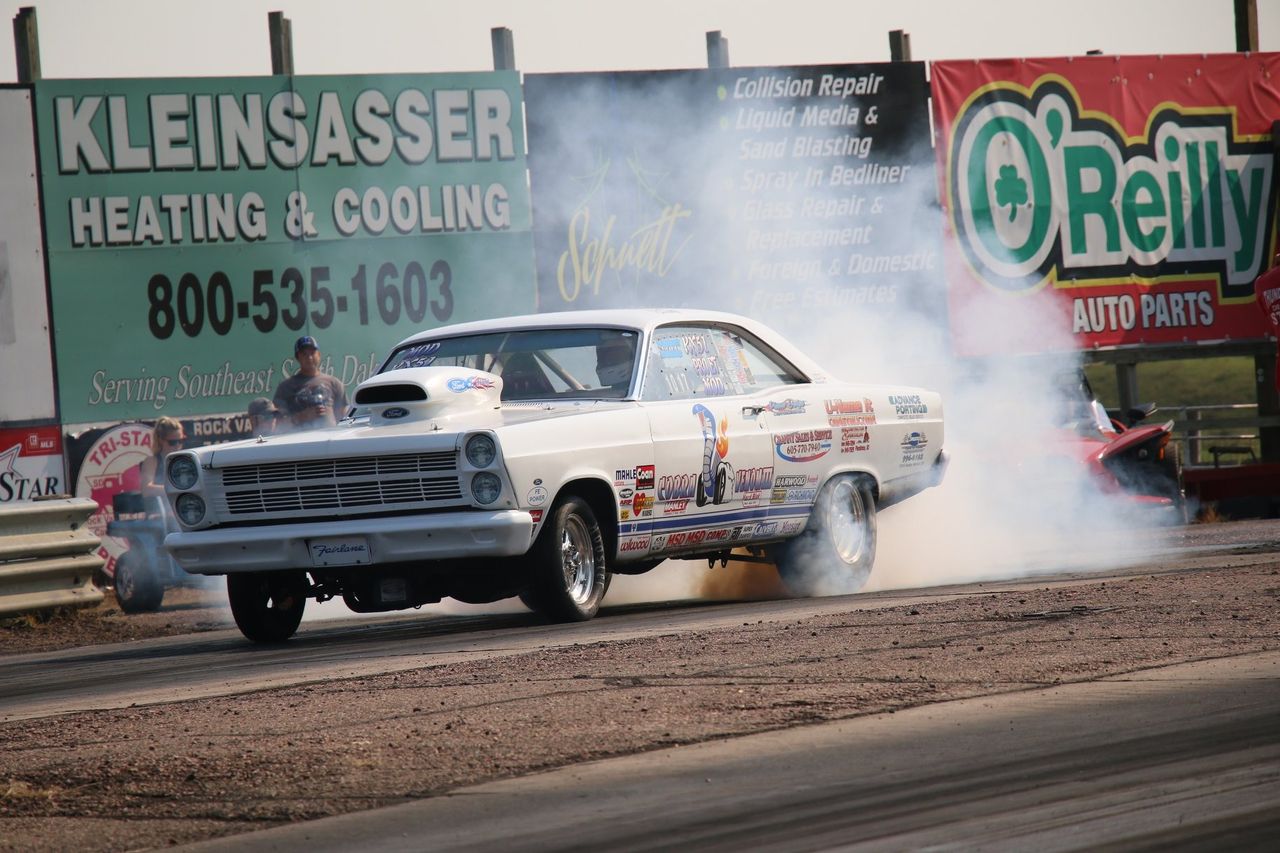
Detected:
left=772, top=383, right=944, bottom=498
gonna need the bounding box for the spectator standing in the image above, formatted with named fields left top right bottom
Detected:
left=247, top=397, right=283, bottom=436
left=272, top=335, right=350, bottom=430
left=137, top=417, right=185, bottom=499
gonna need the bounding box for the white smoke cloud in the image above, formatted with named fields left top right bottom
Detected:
left=305, top=64, right=1183, bottom=626
left=549, top=69, right=1184, bottom=601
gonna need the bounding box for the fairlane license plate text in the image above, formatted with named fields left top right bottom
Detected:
left=309, top=537, right=371, bottom=566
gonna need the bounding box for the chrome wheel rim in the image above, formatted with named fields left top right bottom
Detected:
left=115, top=559, right=134, bottom=599
left=560, top=514, right=595, bottom=605
left=826, top=480, right=867, bottom=564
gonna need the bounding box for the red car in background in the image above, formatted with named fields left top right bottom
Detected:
left=1052, top=371, right=1187, bottom=523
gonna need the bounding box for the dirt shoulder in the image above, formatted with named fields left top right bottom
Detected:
left=2, top=559, right=1278, bottom=852
left=0, top=587, right=233, bottom=657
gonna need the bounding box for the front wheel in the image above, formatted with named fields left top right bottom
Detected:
left=114, top=550, right=164, bottom=613
left=775, top=474, right=877, bottom=597
left=524, top=496, right=610, bottom=621
left=227, top=570, right=308, bottom=643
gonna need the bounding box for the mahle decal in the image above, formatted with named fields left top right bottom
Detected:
left=948, top=78, right=1274, bottom=299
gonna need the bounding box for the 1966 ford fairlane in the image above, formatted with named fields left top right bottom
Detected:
left=164, top=309, right=947, bottom=642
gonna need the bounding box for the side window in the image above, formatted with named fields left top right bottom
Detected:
left=642, top=327, right=720, bottom=401
left=731, top=333, right=801, bottom=393
left=641, top=325, right=800, bottom=401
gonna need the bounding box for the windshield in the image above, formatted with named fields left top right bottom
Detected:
left=381, top=327, right=640, bottom=401
left=1051, top=370, right=1118, bottom=436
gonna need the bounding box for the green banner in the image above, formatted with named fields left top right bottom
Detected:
left=35, top=73, right=535, bottom=424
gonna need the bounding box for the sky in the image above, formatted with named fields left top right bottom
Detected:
left=0, top=0, right=1277, bottom=80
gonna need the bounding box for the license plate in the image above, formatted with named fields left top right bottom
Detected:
left=308, top=536, right=371, bottom=566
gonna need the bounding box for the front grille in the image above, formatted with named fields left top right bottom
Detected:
left=216, top=450, right=462, bottom=518
left=221, top=451, right=455, bottom=485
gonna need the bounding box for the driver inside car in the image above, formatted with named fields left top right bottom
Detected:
left=595, top=333, right=636, bottom=394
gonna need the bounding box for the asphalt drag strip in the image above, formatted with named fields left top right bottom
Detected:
left=182, top=650, right=1280, bottom=853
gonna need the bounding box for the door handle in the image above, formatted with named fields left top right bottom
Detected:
left=742, top=404, right=765, bottom=417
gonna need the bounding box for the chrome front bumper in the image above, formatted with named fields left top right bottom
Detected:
left=165, top=510, right=535, bottom=575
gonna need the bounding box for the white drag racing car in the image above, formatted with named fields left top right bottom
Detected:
left=164, top=309, right=947, bottom=642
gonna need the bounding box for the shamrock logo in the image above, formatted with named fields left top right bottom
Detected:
left=993, top=164, right=1028, bottom=222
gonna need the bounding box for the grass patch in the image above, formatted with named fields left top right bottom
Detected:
left=1084, top=357, right=1258, bottom=408
left=1085, top=357, right=1264, bottom=467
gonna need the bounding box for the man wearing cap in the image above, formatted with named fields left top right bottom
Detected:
left=246, top=397, right=283, bottom=436
left=272, top=336, right=350, bottom=430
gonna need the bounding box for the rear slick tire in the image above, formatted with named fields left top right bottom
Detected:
left=775, top=474, right=877, bottom=597
left=227, top=570, right=308, bottom=643
left=526, top=496, right=610, bottom=622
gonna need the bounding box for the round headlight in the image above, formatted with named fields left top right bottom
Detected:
left=465, top=434, right=497, bottom=468
left=471, top=472, right=501, bottom=505
left=175, top=493, right=206, bottom=526
left=168, top=454, right=199, bottom=490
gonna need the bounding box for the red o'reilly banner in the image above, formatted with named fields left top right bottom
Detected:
left=931, top=53, right=1280, bottom=356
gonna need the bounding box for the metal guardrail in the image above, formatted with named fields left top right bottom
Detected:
left=1162, top=403, right=1280, bottom=467
left=0, top=497, right=104, bottom=617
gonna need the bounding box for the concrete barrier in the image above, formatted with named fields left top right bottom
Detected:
left=0, top=497, right=104, bottom=617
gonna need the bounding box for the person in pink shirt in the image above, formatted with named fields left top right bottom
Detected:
left=1256, top=253, right=1280, bottom=392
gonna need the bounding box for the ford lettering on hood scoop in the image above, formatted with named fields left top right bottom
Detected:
left=352, top=366, right=503, bottom=424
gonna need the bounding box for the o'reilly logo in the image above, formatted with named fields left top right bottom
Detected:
left=949, top=78, right=1274, bottom=299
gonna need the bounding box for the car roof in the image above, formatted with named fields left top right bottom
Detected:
left=389, top=308, right=831, bottom=381
left=396, top=308, right=765, bottom=345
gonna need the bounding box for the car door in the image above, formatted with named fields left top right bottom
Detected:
left=639, top=324, right=777, bottom=554
left=719, top=328, right=822, bottom=540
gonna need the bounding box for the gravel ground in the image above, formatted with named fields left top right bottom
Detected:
left=0, top=586, right=233, bottom=657
left=1, top=556, right=1278, bottom=852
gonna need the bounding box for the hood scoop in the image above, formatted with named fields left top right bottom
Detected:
left=352, top=366, right=503, bottom=425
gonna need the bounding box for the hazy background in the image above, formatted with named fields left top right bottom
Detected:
left=0, top=1, right=1276, bottom=80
